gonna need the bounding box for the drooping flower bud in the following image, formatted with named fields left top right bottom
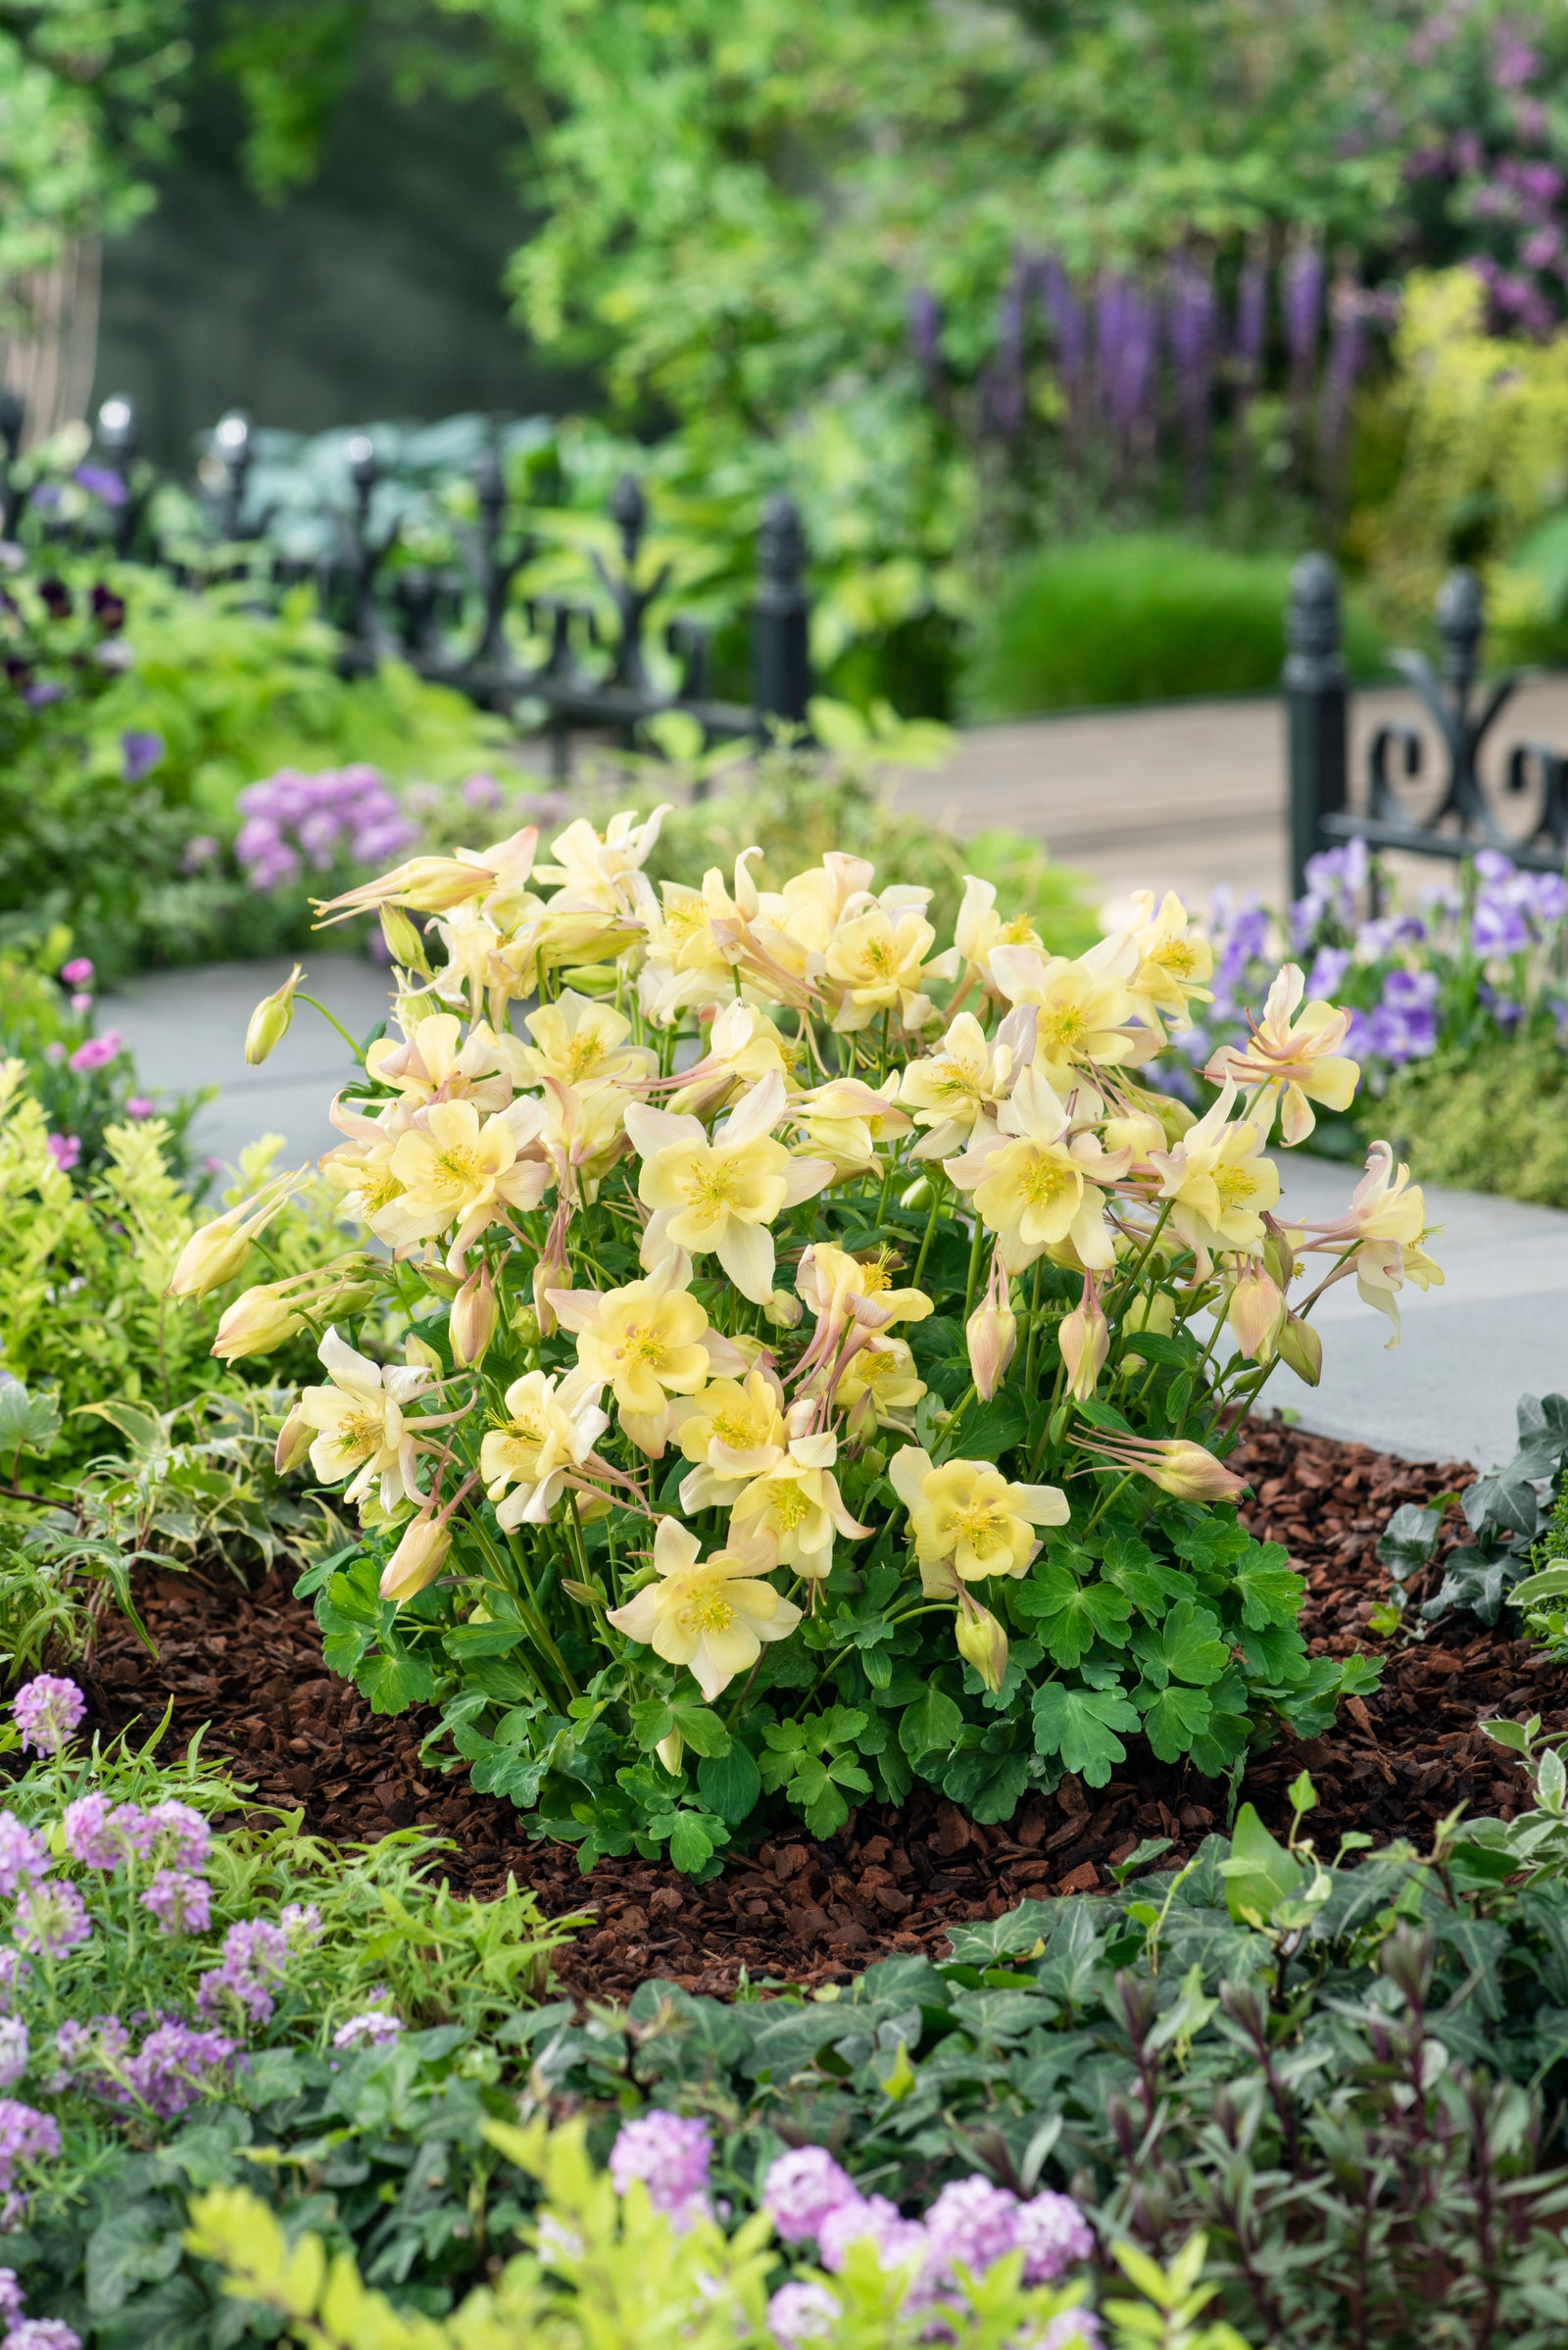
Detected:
left=378, top=906, right=432, bottom=975
left=762, top=1288, right=804, bottom=1329
left=274, top=1402, right=312, bottom=1474
left=1276, top=1312, right=1323, bottom=1387
left=450, top=1263, right=498, bottom=1367
left=167, top=1169, right=301, bottom=1299
left=1227, top=1261, right=1285, bottom=1363
left=1057, top=1273, right=1108, bottom=1403
left=954, top=1596, right=1008, bottom=1694
left=379, top=1513, right=453, bottom=1604
left=511, top=1303, right=542, bottom=1349
left=656, top=1730, right=685, bottom=1778
left=212, top=1283, right=302, bottom=1361
left=899, top=1176, right=934, bottom=1211
left=965, top=1254, right=1017, bottom=1401
left=1079, top=1428, right=1248, bottom=1501
left=244, top=965, right=304, bottom=1067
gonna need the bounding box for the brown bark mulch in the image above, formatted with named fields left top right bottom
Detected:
left=80, top=1419, right=1568, bottom=1997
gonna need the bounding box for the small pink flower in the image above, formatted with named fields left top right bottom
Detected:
left=44, top=1135, right=80, bottom=1173
left=60, top=957, right=94, bottom=986
left=124, top=1097, right=154, bottom=1119
left=68, top=1032, right=122, bottom=1074
left=70, top=993, right=91, bottom=1016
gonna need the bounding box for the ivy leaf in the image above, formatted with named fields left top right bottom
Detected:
left=1231, top=1544, right=1305, bottom=1629
left=1017, top=1562, right=1132, bottom=1666
left=1031, top=1683, right=1139, bottom=1786
left=1131, top=1600, right=1230, bottom=1689
left=1218, top=1803, right=1304, bottom=1927
left=1376, top=1502, right=1446, bottom=1580
left=1137, top=1682, right=1212, bottom=1762
left=900, top=1685, right=963, bottom=1759
left=0, top=1381, right=60, bottom=1457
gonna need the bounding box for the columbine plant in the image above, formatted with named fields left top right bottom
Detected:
left=177, top=808, right=1441, bottom=1871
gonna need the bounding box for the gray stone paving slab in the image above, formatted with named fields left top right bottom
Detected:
left=103, top=953, right=386, bottom=1175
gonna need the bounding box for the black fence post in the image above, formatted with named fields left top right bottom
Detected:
left=1283, top=551, right=1348, bottom=903
left=0, top=389, right=24, bottom=540
left=752, top=493, right=812, bottom=730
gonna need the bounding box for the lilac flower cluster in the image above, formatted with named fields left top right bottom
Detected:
left=332, top=2007, right=405, bottom=2051
left=53, top=2014, right=242, bottom=2122
left=197, top=1919, right=290, bottom=2025
left=751, top=2143, right=1099, bottom=2344
left=234, top=765, right=418, bottom=893
left=608, top=2110, right=714, bottom=2233
left=0, top=2261, right=79, bottom=2350
left=11, top=1678, right=85, bottom=1758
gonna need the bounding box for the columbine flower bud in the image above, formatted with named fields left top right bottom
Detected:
left=511, top=1303, right=542, bottom=1349
left=379, top=1513, right=453, bottom=1604
left=955, top=1597, right=1008, bottom=1694
left=274, top=1402, right=312, bottom=1473
left=900, top=1176, right=934, bottom=1210
left=965, top=1255, right=1016, bottom=1401
left=379, top=906, right=432, bottom=975
left=1058, top=1274, right=1108, bottom=1403
left=244, top=965, right=304, bottom=1067
left=763, top=1288, right=804, bottom=1329
left=1122, top=1286, right=1175, bottom=1372
left=1276, top=1312, right=1323, bottom=1387
left=1227, top=1261, right=1285, bottom=1363
left=656, top=1730, right=685, bottom=1777
left=1142, top=1439, right=1246, bottom=1501
left=167, top=1170, right=301, bottom=1299
left=450, top=1263, right=498, bottom=1367
left=212, top=1283, right=302, bottom=1361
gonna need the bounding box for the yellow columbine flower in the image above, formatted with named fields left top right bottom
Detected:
left=835, top=1337, right=926, bottom=1438
left=479, top=1366, right=611, bottom=1529
left=546, top=1254, right=719, bottom=1456
left=986, top=938, right=1148, bottom=1091
left=1126, top=890, right=1214, bottom=1039
left=510, top=990, right=656, bottom=1093
left=728, top=1402, right=871, bottom=1582
left=364, top=1012, right=513, bottom=1111
left=313, top=826, right=538, bottom=925
left=318, top=1097, right=412, bottom=1227
left=377, top=1097, right=552, bottom=1266
left=624, top=1071, right=833, bottom=1304
left=1203, top=962, right=1359, bottom=1145
left=166, top=1166, right=304, bottom=1298
left=605, top=1516, right=801, bottom=1703
left=889, top=1446, right=1068, bottom=1594
left=945, top=1067, right=1130, bottom=1275
left=532, top=804, right=673, bottom=913
left=1289, top=1141, right=1445, bottom=1346
left=665, top=1001, right=795, bottom=1117
left=671, top=1371, right=790, bottom=1511
left=295, top=1326, right=431, bottom=1512
left=794, top=1241, right=934, bottom=1385
left=788, top=1075, right=912, bottom=1178
left=1146, top=1081, right=1281, bottom=1257
left=899, top=1008, right=1028, bottom=1159
left=954, top=874, right=1044, bottom=988
left=823, top=902, right=954, bottom=1033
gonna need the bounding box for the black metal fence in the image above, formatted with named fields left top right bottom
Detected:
left=1284, top=553, right=1568, bottom=899
left=0, top=392, right=815, bottom=780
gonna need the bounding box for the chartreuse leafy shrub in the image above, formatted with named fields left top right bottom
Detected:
left=173, top=804, right=1434, bottom=1871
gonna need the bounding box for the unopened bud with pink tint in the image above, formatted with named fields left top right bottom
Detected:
left=965, top=1254, right=1016, bottom=1401
left=1227, top=1260, right=1285, bottom=1362
left=954, top=1594, right=1008, bottom=1693
left=379, top=1512, right=453, bottom=1604
left=1057, top=1273, right=1108, bottom=1403
left=1081, top=1427, right=1247, bottom=1501
left=450, top=1262, right=498, bottom=1366
left=274, top=1401, right=312, bottom=1474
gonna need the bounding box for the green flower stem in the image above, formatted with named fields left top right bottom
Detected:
left=1082, top=1467, right=1139, bottom=1538
left=295, top=994, right=365, bottom=1061
left=961, top=1209, right=986, bottom=1322
left=910, top=1178, right=946, bottom=1290
left=468, top=1513, right=581, bottom=1704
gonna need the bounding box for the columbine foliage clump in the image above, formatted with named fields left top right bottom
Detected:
left=183, top=804, right=1440, bottom=1871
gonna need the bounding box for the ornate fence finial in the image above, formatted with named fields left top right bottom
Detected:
left=1436, top=565, right=1484, bottom=688
left=753, top=492, right=812, bottom=728
left=211, top=412, right=252, bottom=541
left=0, top=388, right=23, bottom=539
left=609, top=472, right=647, bottom=571
left=1283, top=551, right=1348, bottom=901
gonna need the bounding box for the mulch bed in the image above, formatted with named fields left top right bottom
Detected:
left=82, top=1419, right=1568, bottom=1997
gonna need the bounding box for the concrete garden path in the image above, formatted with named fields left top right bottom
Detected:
left=103, top=951, right=1568, bottom=1472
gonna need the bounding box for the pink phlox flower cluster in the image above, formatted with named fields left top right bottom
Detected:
left=197, top=1919, right=290, bottom=2025
left=10, top=1678, right=85, bottom=1757
left=331, top=2009, right=405, bottom=2051
left=67, top=1034, right=122, bottom=1076
left=0, top=2023, right=27, bottom=2092
left=764, top=2145, right=858, bottom=2244
left=0, top=1822, right=48, bottom=1901
left=765, top=2279, right=843, bottom=2348
left=235, top=765, right=418, bottom=892
left=43, top=1136, right=80, bottom=1174
left=608, top=2111, right=713, bottom=2233
left=140, top=1871, right=212, bottom=1936
left=13, top=1885, right=88, bottom=1959
left=817, top=2192, right=926, bottom=2277
left=59, top=958, right=93, bottom=988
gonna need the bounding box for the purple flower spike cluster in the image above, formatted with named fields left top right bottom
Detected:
left=197, top=1919, right=291, bottom=2025
left=760, top=2145, right=1098, bottom=2346
left=234, top=764, right=418, bottom=893
left=53, top=2014, right=242, bottom=2122
left=608, top=2110, right=714, bottom=2234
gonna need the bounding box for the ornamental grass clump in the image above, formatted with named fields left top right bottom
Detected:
left=185, top=805, right=1442, bottom=1870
